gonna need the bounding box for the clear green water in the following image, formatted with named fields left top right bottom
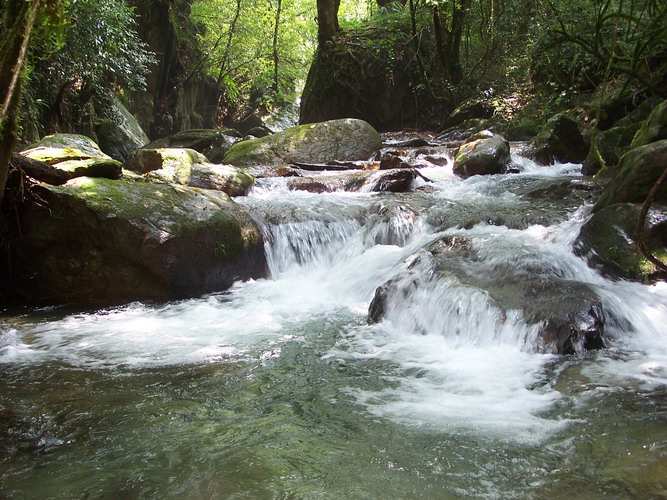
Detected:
left=2, top=303, right=666, bottom=499
left=2, top=164, right=666, bottom=499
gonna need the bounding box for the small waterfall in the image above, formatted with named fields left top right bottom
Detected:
left=2, top=149, right=667, bottom=498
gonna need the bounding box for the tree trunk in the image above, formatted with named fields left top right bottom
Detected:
left=0, top=0, right=41, bottom=206
left=272, top=0, right=283, bottom=93
left=317, top=0, right=340, bottom=45
left=432, top=0, right=471, bottom=86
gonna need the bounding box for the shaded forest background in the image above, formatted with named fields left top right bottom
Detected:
left=2, top=0, right=665, bottom=143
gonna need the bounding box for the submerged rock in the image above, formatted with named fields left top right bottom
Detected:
left=285, top=168, right=418, bottom=193
left=453, top=130, right=511, bottom=178
left=360, top=168, right=417, bottom=192
left=14, top=178, right=267, bottom=304
left=223, top=118, right=382, bottom=167
left=20, top=134, right=122, bottom=180
left=367, top=235, right=606, bottom=355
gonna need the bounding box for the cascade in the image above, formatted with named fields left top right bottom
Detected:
left=1, top=144, right=666, bottom=498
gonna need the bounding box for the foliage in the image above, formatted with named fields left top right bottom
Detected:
left=191, top=0, right=317, bottom=115
left=530, top=0, right=667, bottom=95
left=24, top=0, right=154, bottom=138
left=0, top=0, right=69, bottom=206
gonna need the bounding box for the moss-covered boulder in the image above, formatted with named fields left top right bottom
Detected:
left=630, top=99, right=667, bottom=148
left=13, top=178, right=267, bottom=304
left=223, top=118, right=382, bottom=167
left=95, top=97, right=150, bottom=162
left=501, top=117, right=543, bottom=141
left=144, top=129, right=241, bottom=163
left=528, top=113, right=588, bottom=165
left=125, top=148, right=255, bottom=196
left=447, top=99, right=494, bottom=128
left=582, top=124, right=640, bottom=176
left=594, top=140, right=667, bottom=210
left=20, top=134, right=122, bottom=180
left=574, top=203, right=667, bottom=281
left=453, top=131, right=511, bottom=178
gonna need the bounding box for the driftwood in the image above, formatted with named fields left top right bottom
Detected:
left=10, top=153, right=72, bottom=185
left=290, top=160, right=373, bottom=171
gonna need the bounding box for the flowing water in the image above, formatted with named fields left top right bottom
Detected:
left=1, top=146, right=667, bottom=499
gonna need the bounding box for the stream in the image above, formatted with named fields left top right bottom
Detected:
left=1, top=141, right=667, bottom=499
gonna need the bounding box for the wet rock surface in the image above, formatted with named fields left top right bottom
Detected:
left=13, top=178, right=267, bottom=305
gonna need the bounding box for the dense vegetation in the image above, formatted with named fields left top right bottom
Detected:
left=0, top=0, right=665, bottom=206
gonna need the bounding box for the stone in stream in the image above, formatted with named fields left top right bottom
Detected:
left=13, top=178, right=267, bottom=305
left=285, top=168, right=419, bottom=193
left=368, top=235, right=606, bottom=355
left=223, top=118, right=382, bottom=167
left=527, top=113, right=588, bottom=165
left=453, top=130, right=511, bottom=178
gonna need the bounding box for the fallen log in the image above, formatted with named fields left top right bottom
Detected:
left=10, top=153, right=72, bottom=185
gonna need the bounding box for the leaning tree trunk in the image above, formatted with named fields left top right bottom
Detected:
left=0, top=0, right=42, bottom=206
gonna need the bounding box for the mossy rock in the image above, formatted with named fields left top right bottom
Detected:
left=95, top=97, right=150, bottom=161
left=582, top=123, right=640, bottom=176
left=23, top=133, right=107, bottom=160
left=51, top=158, right=123, bottom=180
left=223, top=118, right=382, bottom=167
left=125, top=148, right=254, bottom=196
left=20, top=133, right=122, bottom=180
left=189, top=163, right=255, bottom=197
left=453, top=131, right=510, bottom=178
left=574, top=203, right=667, bottom=281
left=630, top=99, right=667, bottom=148
left=13, top=178, right=267, bottom=304
left=143, top=129, right=240, bottom=163
left=502, top=118, right=543, bottom=141
left=528, top=113, right=587, bottom=165
left=447, top=99, right=494, bottom=128
left=594, top=139, right=667, bottom=210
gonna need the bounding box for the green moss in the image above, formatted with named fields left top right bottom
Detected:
left=223, top=137, right=269, bottom=166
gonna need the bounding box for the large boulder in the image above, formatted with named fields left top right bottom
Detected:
left=95, top=97, right=150, bottom=162
left=446, top=99, right=494, bottom=128
left=13, top=178, right=267, bottom=304
left=630, top=99, right=667, bottom=148
left=20, top=134, right=122, bottom=180
left=223, top=118, right=382, bottom=167
left=582, top=124, right=640, bottom=176
left=143, top=129, right=241, bottom=163
left=528, top=113, right=588, bottom=165
left=453, top=130, right=511, bottom=178
left=125, top=148, right=255, bottom=197
left=574, top=203, right=667, bottom=281
left=594, top=140, right=667, bottom=210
